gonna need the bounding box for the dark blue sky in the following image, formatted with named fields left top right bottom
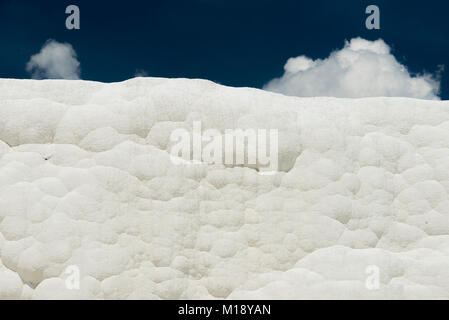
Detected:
left=1, top=0, right=449, bottom=98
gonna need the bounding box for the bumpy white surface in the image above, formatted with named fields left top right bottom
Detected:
left=0, top=78, right=449, bottom=300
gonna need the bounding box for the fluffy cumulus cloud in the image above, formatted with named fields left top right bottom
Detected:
left=26, top=40, right=81, bottom=80
left=264, top=38, right=441, bottom=100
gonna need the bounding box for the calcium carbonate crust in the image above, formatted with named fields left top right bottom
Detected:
left=0, top=78, right=449, bottom=299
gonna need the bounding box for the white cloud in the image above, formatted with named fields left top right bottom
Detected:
left=134, top=69, right=149, bottom=77
left=264, top=38, right=441, bottom=100
left=26, top=40, right=81, bottom=80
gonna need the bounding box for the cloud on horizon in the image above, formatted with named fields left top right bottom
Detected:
left=264, top=38, right=441, bottom=100
left=26, top=40, right=81, bottom=80
left=134, top=69, right=149, bottom=77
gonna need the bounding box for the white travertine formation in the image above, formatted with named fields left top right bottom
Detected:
left=0, top=78, right=448, bottom=299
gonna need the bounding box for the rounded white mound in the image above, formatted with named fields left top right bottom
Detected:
left=0, top=78, right=449, bottom=299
